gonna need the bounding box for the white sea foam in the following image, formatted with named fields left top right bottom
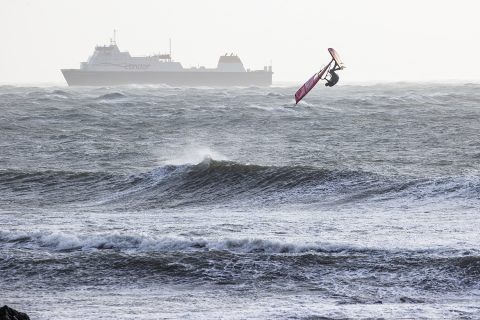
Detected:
left=160, top=146, right=228, bottom=166
left=1, top=230, right=468, bottom=256
left=0, top=230, right=363, bottom=254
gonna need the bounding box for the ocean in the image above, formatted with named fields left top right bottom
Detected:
left=1, top=83, right=479, bottom=319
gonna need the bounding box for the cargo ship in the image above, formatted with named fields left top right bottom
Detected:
left=61, top=37, right=273, bottom=86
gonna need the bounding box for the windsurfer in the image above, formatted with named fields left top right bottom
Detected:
left=294, top=48, right=345, bottom=104
left=325, top=63, right=341, bottom=87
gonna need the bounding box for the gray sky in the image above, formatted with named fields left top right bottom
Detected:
left=1, top=0, right=479, bottom=84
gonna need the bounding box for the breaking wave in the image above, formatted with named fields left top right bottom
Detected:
left=0, top=229, right=476, bottom=256
left=0, top=230, right=345, bottom=253
left=2, top=230, right=479, bottom=295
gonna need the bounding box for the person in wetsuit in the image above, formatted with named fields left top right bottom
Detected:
left=325, top=63, right=341, bottom=87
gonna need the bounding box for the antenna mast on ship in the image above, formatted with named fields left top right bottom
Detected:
left=169, top=38, right=172, bottom=58
left=111, top=29, right=117, bottom=46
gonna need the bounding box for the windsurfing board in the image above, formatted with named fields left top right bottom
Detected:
left=328, top=48, right=345, bottom=69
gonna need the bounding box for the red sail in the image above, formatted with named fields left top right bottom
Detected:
left=294, top=65, right=329, bottom=104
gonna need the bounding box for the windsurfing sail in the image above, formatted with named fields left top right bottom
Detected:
left=294, top=48, right=345, bottom=105
left=294, top=64, right=330, bottom=104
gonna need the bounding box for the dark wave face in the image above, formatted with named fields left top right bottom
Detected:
left=1, top=159, right=479, bottom=210
left=1, top=83, right=480, bottom=319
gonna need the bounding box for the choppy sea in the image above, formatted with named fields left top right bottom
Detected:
left=1, top=83, right=479, bottom=319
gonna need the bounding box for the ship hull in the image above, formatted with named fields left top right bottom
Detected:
left=61, top=70, right=273, bottom=86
